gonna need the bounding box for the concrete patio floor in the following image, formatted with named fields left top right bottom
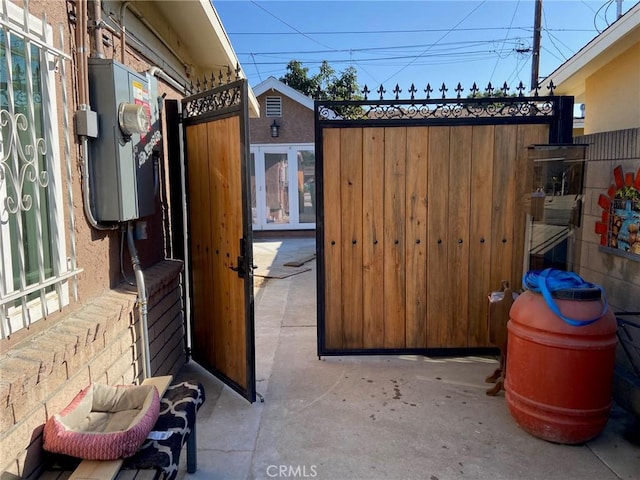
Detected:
left=174, top=237, right=639, bottom=480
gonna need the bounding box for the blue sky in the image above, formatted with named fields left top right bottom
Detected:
left=213, top=0, right=637, bottom=96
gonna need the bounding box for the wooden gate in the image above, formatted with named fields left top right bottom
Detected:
left=316, top=91, right=574, bottom=355
left=182, top=78, right=256, bottom=402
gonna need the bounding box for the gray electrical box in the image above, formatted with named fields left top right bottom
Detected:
left=88, top=58, right=161, bottom=222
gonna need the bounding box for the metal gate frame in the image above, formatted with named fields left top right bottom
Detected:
left=314, top=85, right=576, bottom=357
left=180, top=76, right=256, bottom=402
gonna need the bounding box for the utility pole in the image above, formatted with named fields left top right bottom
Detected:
left=531, top=0, right=542, bottom=90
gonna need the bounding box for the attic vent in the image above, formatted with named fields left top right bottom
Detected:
left=266, top=96, right=282, bottom=117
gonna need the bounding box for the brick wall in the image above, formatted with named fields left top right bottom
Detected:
left=575, top=128, right=640, bottom=418
left=250, top=92, right=314, bottom=144
left=0, top=260, right=185, bottom=478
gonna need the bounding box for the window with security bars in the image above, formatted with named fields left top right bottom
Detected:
left=265, top=96, right=282, bottom=117
left=0, top=1, right=80, bottom=338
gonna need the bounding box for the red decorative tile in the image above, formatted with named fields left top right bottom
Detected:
left=625, top=172, right=633, bottom=187
left=597, top=194, right=611, bottom=211
left=613, top=165, right=624, bottom=188
left=595, top=222, right=608, bottom=234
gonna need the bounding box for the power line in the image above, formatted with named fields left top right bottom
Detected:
left=248, top=1, right=337, bottom=51
left=236, top=38, right=529, bottom=57
left=490, top=0, right=521, bottom=83
left=382, top=0, right=488, bottom=84
left=227, top=27, right=594, bottom=35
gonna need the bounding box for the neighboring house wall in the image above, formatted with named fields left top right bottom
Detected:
left=575, top=128, right=640, bottom=417
left=0, top=1, right=190, bottom=476
left=575, top=128, right=640, bottom=312
left=250, top=91, right=314, bottom=144
left=583, top=43, right=640, bottom=134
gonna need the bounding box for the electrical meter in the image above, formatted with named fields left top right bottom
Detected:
left=88, top=59, right=161, bottom=222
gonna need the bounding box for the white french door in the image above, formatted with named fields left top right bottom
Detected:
left=250, top=144, right=316, bottom=231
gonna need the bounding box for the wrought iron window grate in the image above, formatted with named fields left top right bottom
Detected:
left=0, top=0, right=82, bottom=339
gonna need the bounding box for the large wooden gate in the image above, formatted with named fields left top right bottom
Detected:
left=316, top=91, right=574, bottom=355
left=182, top=78, right=256, bottom=402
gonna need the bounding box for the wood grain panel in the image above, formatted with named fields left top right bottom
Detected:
left=222, top=116, right=246, bottom=385
left=322, top=129, right=343, bottom=349
left=186, top=123, right=214, bottom=361
left=206, top=119, right=227, bottom=373
left=341, top=128, right=364, bottom=348
left=448, top=126, right=472, bottom=347
left=383, top=127, right=407, bottom=348
left=426, top=127, right=451, bottom=348
left=362, top=128, right=385, bottom=348
left=405, top=127, right=429, bottom=348
left=468, top=125, right=495, bottom=347
left=491, top=125, right=518, bottom=290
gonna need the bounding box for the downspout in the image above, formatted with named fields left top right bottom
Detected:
left=127, top=222, right=151, bottom=379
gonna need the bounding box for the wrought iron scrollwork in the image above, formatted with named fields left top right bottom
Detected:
left=182, top=64, right=244, bottom=119
left=316, top=80, right=559, bottom=122
left=0, top=109, right=49, bottom=214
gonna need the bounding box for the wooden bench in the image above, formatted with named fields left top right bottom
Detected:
left=42, top=376, right=204, bottom=480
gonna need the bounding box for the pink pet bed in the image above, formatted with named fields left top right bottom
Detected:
left=43, top=383, right=160, bottom=460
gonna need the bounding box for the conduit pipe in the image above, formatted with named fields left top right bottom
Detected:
left=90, top=0, right=105, bottom=59
left=127, top=222, right=151, bottom=379
left=75, top=0, right=88, bottom=106
left=119, top=1, right=189, bottom=72
left=119, top=1, right=130, bottom=63
left=80, top=138, right=117, bottom=230
left=76, top=0, right=117, bottom=231
left=147, top=66, right=186, bottom=95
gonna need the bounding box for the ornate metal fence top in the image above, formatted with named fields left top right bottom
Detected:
left=315, top=80, right=564, bottom=123
left=182, top=65, right=245, bottom=120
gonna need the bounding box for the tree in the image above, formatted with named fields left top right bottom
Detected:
left=279, top=60, right=319, bottom=97
left=280, top=60, right=362, bottom=117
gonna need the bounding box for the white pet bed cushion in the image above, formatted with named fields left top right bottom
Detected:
left=43, top=383, right=161, bottom=460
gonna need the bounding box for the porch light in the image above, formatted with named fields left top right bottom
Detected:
left=270, top=120, right=280, bottom=138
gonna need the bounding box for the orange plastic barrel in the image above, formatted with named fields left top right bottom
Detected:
left=504, top=288, right=617, bottom=444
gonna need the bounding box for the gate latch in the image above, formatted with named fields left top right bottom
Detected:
left=230, top=256, right=246, bottom=278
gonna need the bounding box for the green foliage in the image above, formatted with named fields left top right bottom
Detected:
left=280, top=60, right=363, bottom=118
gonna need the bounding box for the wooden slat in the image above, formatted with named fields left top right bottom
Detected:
left=341, top=128, right=364, bottom=348
left=405, top=127, right=429, bottom=348
left=448, top=126, right=472, bottom=347
left=322, top=129, right=343, bottom=350
left=426, top=127, right=451, bottom=348
left=490, top=125, right=518, bottom=290
left=362, top=128, right=385, bottom=348
left=141, top=375, right=173, bottom=397
left=186, top=124, right=211, bottom=364
left=40, top=472, right=71, bottom=480
left=208, top=119, right=227, bottom=375
left=228, top=116, right=247, bottom=387
left=468, top=125, right=495, bottom=347
left=68, top=460, right=124, bottom=480
left=383, top=127, right=407, bottom=348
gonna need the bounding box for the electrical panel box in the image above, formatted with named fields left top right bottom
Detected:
left=88, top=58, right=161, bottom=222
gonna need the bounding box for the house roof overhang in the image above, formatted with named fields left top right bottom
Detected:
left=151, top=0, right=259, bottom=117
left=252, top=77, right=315, bottom=110
left=539, top=3, right=640, bottom=102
